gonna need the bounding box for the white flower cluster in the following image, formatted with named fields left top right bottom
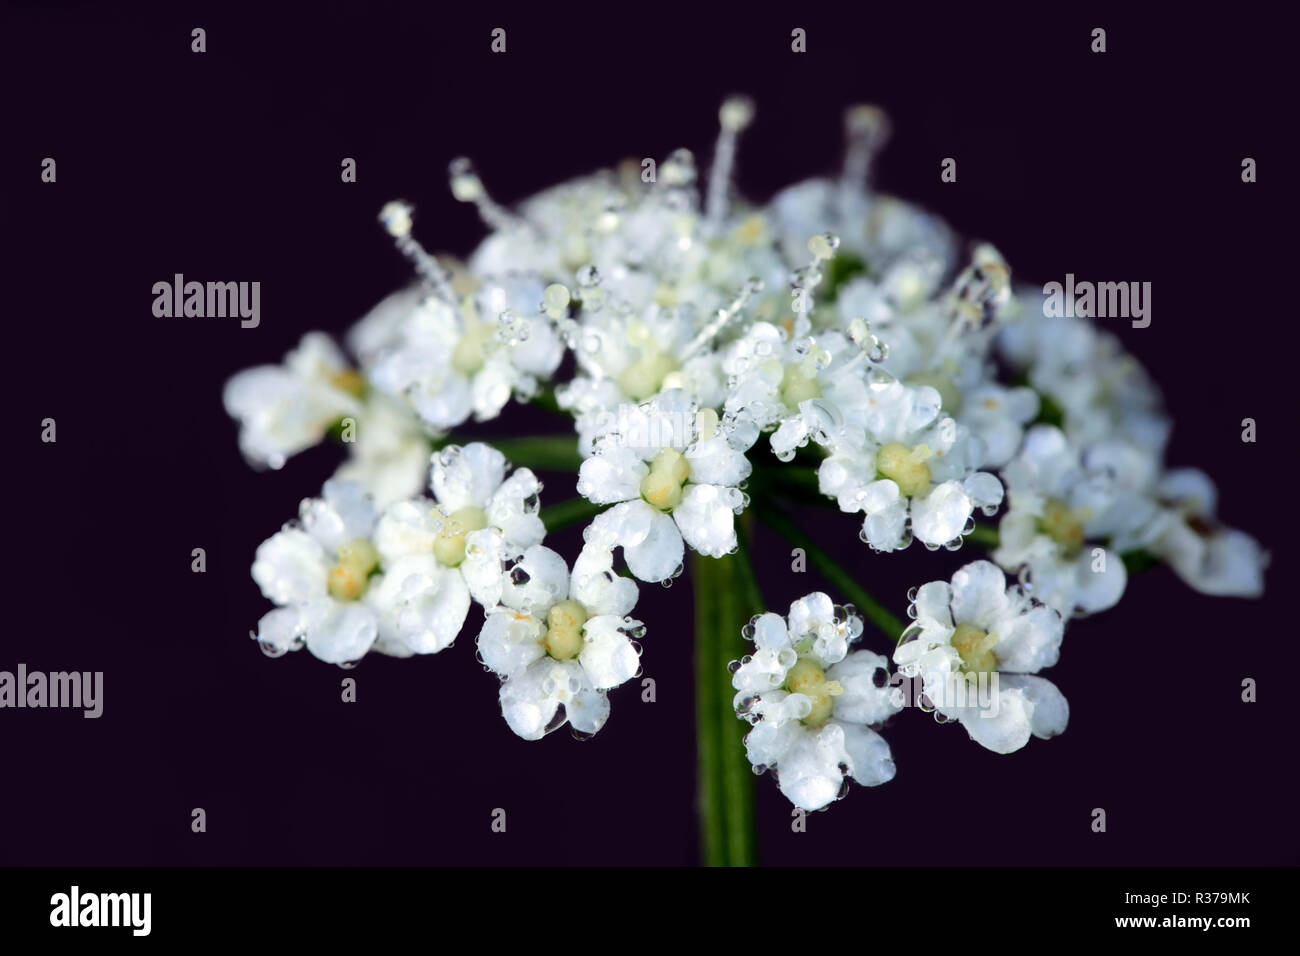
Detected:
left=225, top=99, right=1266, bottom=802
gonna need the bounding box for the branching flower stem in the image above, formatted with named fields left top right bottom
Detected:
left=754, top=501, right=907, bottom=643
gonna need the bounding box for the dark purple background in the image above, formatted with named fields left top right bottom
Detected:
left=3, top=4, right=1294, bottom=865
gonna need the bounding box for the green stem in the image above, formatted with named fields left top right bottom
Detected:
left=694, top=550, right=758, bottom=867
left=967, top=522, right=999, bottom=547
left=755, top=503, right=906, bottom=642
left=529, top=385, right=568, bottom=419
left=538, top=497, right=605, bottom=534
left=480, top=434, right=582, bottom=472
left=760, top=465, right=830, bottom=506
left=694, top=554, right=725, bottom=867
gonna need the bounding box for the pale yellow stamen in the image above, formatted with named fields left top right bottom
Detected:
left=1039, top=498, right=1089, bottom=555
left=780, top=362, right=822, bottom=406
left=451, top=319, right=492, bottom=376
left=785, top=657, right=844, bottom=727
left=639, top=449, right=690, bottom=511
left=617, top=349, right=680, bottom=401
left=543, top=600, right=589, bottom=661
left=876, top=442, right=933, bottom=498
left=327, top=539, right=380, bottom=601
left=433, top=506, right=489, bottom=567
left=951, top=623, right=999, bottom=675
left=328, top=368, right=366, bottom=397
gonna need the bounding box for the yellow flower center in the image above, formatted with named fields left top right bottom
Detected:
left=785, top=657, right=844, bottom=727
left=543, top=600, right=589, bottom=661
left=639, top=449, right=690, bottom=511
left=451, top=318, right=493, bottom=376
left=950, top=623, right=999, bottom=675
left=1039, top=498, right=1088, bottom=556
left=328, top=368, right=366, bottom=397
left=617, top=349, right=681, bottom=401
left=327, top=539, right=380, bottom=601
left=432, top=506, right=489, bottom=567
left=876, top=442, right=934, bottom=498
left=779, top=362, right=822, bottom=407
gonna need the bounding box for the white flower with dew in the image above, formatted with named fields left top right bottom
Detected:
left=477, top=544, right=644, bottom=740
left=370, top=442, right=547, bottom=655
left=895, top=560, right=1068, bottom=754
left=731, top=592, right=901, bottom=812
left=223, top=332, right=363, bottom=470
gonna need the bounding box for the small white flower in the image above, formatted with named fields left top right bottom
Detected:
left=993, top=425, right=1132, bottom=616
left=722, top=322, right=875, bottom=462
left=371, top=442, right=547, bottom=653
left=477, top=544, right=644, bottom=740
left=731, top=592, right=900, bottom=812
left=895, top=560, right=1068, bottom=754
left=997, top=297, right=1169, bottom=452
left=817, top=379, right=1003, bottom=551
left=250, top=479, right=384, bottom=664
left=575, top=390, right=752, bottom=580
left=1143, top=469, right=1268, bottom=598
left=366, top=280, right=563, bottom=432
left=223, top=333, right=363, bottom=469
left=767, top=176, right=957, bottom=280
left=331, top=394, right=432, bottom=509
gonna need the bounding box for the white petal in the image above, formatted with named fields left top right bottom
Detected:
left=992, top=604, right=1063, bottom=673
left=477, top=608, right=546, bottom=677
left=911, top=480, right=972, bottom=546
left=471, top=355, right=516, bottom=421
left=1001, top=674, right=1070, bottom=739
left=487, top=467, right=546, bottom=550
left=839, top=723, right=897, bottom=787
left=958, top=688, right=1033, bottom=754
left=828, top=651, right=900, bottom=726
left=674, top=484, right=740, bottom=558
left=743, top=717, right=801, bottom=769
left=752, top=612, right=792, bottom=651
left=460, top=528, right=507, bottom=607
left=1072, top=547, right=1127, bottom=613
left=373, top=498, right=440, bottom=564
left=252, top=529, right=329, bottom=605
left=732, top=649, right=790, bottom=695
left=431, top=442, right=507, bottom=511
left=498, top=664, right=560, bottom=740
left=571, top=543, right=638, bottom=617
left=368, top=557, right=470, bottom=654
left=787, top=592, right=835, bottom=639
left=598, top=500, right=685, bottom=583
left=501, top=545, right=570, bottom=614
left=579, top=616, right=641, bottom=689
left=498, top=659, right=587, bottom=740
left=858, top=478, right=900, bottom=514
left=862, top=498, right=908, bottom=551
left=254, top=606, right=302, bottom=652
left=775, top=726, right=845, bottom=812
left=301, top=479, right=377, bottom=553
left=576, top=445, right=646, bottom=504
left=949, top=560, right=1011, bottom=629
left=962, top=471, right=1004, bottom=509
left=410, top=372, right=473, bottom=431
left=686, top=435, right=752, bottom=488
left=565, top=687, right=611, bottom=736
left=1160, top=523, right=1267, bottom=598
left=299, top=599, right=379, bottom=664
left=912, top=581, right=954, bottom=630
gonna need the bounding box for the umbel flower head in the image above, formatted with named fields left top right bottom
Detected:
left=226, top=95, right=1266, bottom=832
